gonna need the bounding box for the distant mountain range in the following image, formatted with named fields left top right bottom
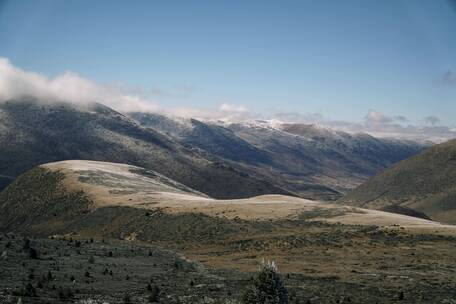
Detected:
left=130, top=112, right=425, bottom=199
left=0, top=98, right=424, bottom=200
left=340, top=139, right=456, bottom=224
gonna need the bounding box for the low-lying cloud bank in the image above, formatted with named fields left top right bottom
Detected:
left=0, top=57, right=454, bottom=143
left=0, top=57, right=252, bottom=120
left=272, top=111, right=456, bottom=143
left=0, top=57, right=160, bottom=113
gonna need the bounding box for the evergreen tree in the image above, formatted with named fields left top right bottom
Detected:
left=242, top=260, right=288, bottom=304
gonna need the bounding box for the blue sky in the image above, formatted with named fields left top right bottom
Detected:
left=0, top=0, right=455, bottom=125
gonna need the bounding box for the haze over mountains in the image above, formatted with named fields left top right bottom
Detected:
left=0, top=98, right=424, bottom=200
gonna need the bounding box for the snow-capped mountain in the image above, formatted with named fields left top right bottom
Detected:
left=129, top=112, right=425, bottom=200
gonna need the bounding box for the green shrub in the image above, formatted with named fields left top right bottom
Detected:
left=57, top=287, right=74, bottom=300
left=88, top=255, right=95, bottom=263
left=24, top=283, right=36, bottom=297
left=148, top=285, right=160, bottom=303
left=27, top=247, right=38, bottom=259
left=241, top=260, right=288, bottom=304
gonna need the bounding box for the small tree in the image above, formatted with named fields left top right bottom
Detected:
left=88, top=255, right=95, bottom=264
left=241, top=260, right=288, bottom=304
left=27, top=247, right=38, bottom=259
left=22, top=238, right=31, bottom=251
left=57, top=287, right=73, bottom=300
left=24, top=283, right=36, bottom=297
left=148, top=285, right=160, bottom=303
left=47, top=271, right=53, bottom=281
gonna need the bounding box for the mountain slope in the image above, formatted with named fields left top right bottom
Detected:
left=130, top=113, right=425, bottom=200
left=0, top=99, right=288, bottom=199
left=1, top=160, right=452, bottom=237
left=340, top=139, right=456, bottom=224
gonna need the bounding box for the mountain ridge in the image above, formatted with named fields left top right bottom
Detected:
left=0, top=99, right=288, bottom=199
left=0, top=98, right=426, bottom=201
left=129, top=112, right=426, bottom=200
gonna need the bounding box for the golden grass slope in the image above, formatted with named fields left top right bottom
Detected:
left=42, top=160, right=456, bottom=233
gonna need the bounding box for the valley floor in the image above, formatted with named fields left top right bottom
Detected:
left=1, top=220, right=455, bottom=304
left=2, top=161, right=456, bottom=303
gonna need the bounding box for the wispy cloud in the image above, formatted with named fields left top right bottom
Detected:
left=364, top=110, right=394, bottom=124
left=0, top=57, right=454, bottom=143
left=165, top=102, right=254, bottom=122
left=424, top=115, right=441, bottom=126
left=0, top=57, right=257, bottom=122
left=220, top=102, right=248, bottom=113
left=442, top=70, right=456, bottom=86
left=271, top=110, right=455, bottom=143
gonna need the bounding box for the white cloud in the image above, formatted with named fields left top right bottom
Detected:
left=164, top=103, right=253, bottom=123
left=220, top=102, right=248, bottom=113
left=271, top=110, right=456, bottom=143
left=364, top=111, right=410, bottom=125
left=0, top=57, right=159, bottom=112
left=0, top=57, right=254, bottom=122
left=269, top=112, right=324, bottom=124
left=0, top=57, right=454, bottom=143
left=364, top=110, right=394, bottom=124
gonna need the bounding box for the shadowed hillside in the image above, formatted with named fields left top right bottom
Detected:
left=130, top=113, right=425, bottom=200
left=1, top=160, right=453, bottom=237
left=0, top=99, right=288, bottom=199
left=340, top=139, right=456, bottom=224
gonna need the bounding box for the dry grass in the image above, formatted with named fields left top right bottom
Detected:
left=44, top=160, right=456, bottom=233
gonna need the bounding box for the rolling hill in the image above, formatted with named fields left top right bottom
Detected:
left=0, top=99, right=288, bottom=199
left=1, top=160, right=455, bottom=304
left=340, top=139, right=456, bottom=224
left=1, top=160, right=452, bottom=237
left=0, top=98, right=426, bottom=201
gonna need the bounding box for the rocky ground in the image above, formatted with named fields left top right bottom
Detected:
left=0, top=233, right=244, bottom=304
left=1, top=221, right=456, bottom=304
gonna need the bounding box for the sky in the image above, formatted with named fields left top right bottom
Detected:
left=0, top=0, right=455, bottom=133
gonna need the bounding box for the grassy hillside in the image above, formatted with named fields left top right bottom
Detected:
left=1, top=160, right=453, bottom=240
left=1, top=162, right=456, bottom=303
left=0, top=164, right=254, bottom=242
left=0, top=167, right=93, bottom=233
left=340, top=139, right=456, bottom=224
